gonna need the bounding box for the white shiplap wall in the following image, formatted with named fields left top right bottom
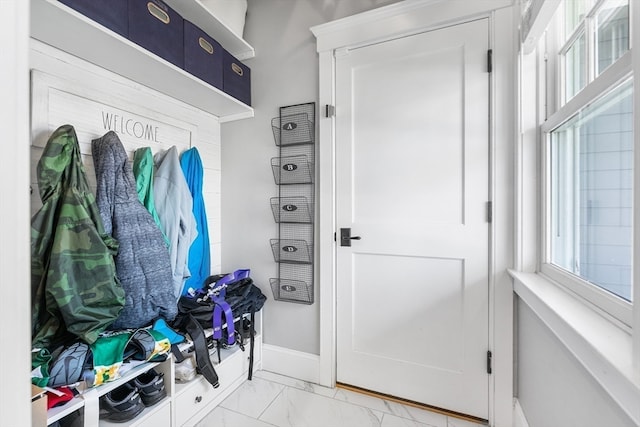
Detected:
left=29, top=39, right=223, bottom=274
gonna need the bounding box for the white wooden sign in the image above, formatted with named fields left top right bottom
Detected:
left=31, top=70, right=194, bottom=155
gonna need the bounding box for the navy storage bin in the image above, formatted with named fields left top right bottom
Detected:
left=59, top=0, right=128, bottom=38
left=128, top=0, right=184, bottom=69
left=223, top=50, right=251, bottom=106
left=184, top=20, right=223, bottom=90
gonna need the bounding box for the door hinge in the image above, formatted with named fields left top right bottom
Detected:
left=325, top=104, right=335, bottom=118
left=487, top=350, right=492, bottom=374
left=335, top=47, right=350, bottom=58
left=334, top=232, right=337, bottom=242
left=486, top=201, right=493, bottom=223
left=487, top=49, right=493, bottom=73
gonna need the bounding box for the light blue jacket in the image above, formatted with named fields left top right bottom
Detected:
left=153, top=146, right=198, bottom=300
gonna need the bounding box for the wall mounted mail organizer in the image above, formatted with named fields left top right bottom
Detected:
left=269, top=102, right=315, bottom=304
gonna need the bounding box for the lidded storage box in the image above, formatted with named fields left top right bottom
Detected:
left=59, top=0, right=128, bottom=37
left=184, top=20, right=224, bottom=90
left=128, top=0, right=184, bottom=69
left=223, top=50, right=251, bottom=106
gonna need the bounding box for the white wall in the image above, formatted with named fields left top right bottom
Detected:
left=0, top=0, right=32, bottom=423
left=516, top=300, right=635, bottom=427
left=220, top=0, right=400, bottom=354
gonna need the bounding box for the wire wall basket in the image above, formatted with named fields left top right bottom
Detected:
left=271, top=112, right=315, bottom=146
left=270, top=155, right=314, bottom=185
left=270, top=196, right=314, bottom=223
left=269, top=278, right=313, bottom=305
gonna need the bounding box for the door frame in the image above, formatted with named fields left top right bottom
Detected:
left=311, top=1, right=516, bottom=426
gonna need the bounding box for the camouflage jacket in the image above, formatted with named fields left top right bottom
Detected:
left=31, top=125, right=125, bottom=349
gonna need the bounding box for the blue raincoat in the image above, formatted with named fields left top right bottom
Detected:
left=180, top=147, right=210, bottom=295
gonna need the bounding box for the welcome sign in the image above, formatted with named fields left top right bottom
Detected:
left=31, top=70, right=193, bottom=156
left=100, top=109, right=161, bottom=143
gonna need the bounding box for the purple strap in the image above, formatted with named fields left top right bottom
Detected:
left=212, top=296, right=235, bottom=345
left=208, top=269, right=250, bottom=345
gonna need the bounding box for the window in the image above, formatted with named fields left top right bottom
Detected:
left=542, top=0, right=633, bottom=322
left=559, top=0, right=629, bottom=104
left=595, top=0, right=629, bottom=75
left=562, top=30, right=586, bottom=101
left=549, top=78, right=632, bottom=301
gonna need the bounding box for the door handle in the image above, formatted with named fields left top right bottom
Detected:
left=340, top=228, right=362, bottom=247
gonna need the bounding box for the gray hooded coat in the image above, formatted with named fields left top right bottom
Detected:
left=153, top=146, right=198, bottom=300
left=92, top=131, right=177, bottom=329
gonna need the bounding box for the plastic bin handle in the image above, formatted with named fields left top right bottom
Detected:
left=147, top=2, right=170, bottom=24
left=199, top=37, right=214, bottom=55
left=231, top=63, right=244, bottom=77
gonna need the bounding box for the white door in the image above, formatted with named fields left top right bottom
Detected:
left=335, top=18, right=490, bottom=419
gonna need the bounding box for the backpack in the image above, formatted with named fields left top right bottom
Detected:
left=172, top=270, right=267, bottom=381
left=225, top=277, right=267, bottom=317
left=174, top=272, right=266, bottom=330
left=226, top=277, right=265, bottom=380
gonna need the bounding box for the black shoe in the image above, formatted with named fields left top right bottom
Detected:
left=131, top=369, right=166, bottom=406
left=99, top=383, right=145, bottom=423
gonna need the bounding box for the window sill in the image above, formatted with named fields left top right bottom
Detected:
left=509, top=270, right=640, bottom=425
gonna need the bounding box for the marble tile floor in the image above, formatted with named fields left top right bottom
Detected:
left=194, top=370, right=487, bottom=427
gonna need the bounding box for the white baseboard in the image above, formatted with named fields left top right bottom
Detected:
left=513, top=398, right=530, bottom=427
left=261, top=344, right=320, bottom=384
